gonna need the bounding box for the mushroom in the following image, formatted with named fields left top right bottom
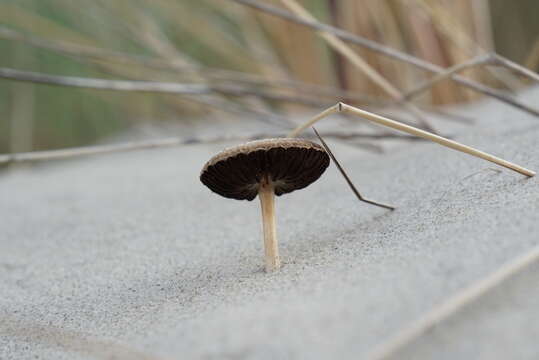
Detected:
left=200, top=138, right=330, bottom=272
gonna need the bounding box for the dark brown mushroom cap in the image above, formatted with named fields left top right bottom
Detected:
left=200, top=138, right=330, bottom=201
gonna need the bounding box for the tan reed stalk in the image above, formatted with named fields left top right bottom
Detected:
left=288, top=103, right=535, bottom=177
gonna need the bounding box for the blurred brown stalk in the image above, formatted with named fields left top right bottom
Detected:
left=0, top=0, right=538, bottom=153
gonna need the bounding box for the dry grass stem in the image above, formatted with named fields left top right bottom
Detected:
left=411, top=0, right=519, bottom=92
left=288, top=103, right=535, bottom=177
left=524, top=37, right=539, bottom=71
left=279, top=0, right=435, bottom=132
left=367, top=245, right=539, bottom=360
left=0, top=26, right=372, bottom=105
left=0, top=131, right=423, bottom=165
left=404, top=54, right=492, bottom=100
left=0, top=26, right=514, bottom=126
left=312, top=127, right=395, bottom=210
left=405, top=53, right=539, bottom=101
left=0, top=67, right=321, bottom=125
left=0, top=67, right=327, bottom=104
left=229, top=0, right=539, bottom=118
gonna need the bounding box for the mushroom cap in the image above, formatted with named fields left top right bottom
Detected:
left=200, top=138, right=330, bottom=201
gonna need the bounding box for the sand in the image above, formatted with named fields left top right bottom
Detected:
left=1, top=88, right=539, bottom=359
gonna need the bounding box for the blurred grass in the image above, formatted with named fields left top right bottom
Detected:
left=0, top=0, right=538, bottom=153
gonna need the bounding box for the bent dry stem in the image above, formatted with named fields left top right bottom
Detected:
left=289, top=103, right=535, bottom=178
left=259, top=174, right=280, bottom=272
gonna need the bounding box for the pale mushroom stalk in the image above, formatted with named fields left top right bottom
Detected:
left=200, top=138, right=330, bottom=272
left=259, top=174, right=280, bottom=271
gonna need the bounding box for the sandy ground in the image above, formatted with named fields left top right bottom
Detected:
left=1, top=88, right=539, bottom=359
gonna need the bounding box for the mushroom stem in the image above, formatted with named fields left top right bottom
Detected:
left=259, top=174, right=280, bottom=272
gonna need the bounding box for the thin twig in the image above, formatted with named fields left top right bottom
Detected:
left=367, top=245, right=539, bottom=359
left=0, top=67, right=329, bottom=105
left=335, top=103, right=535, bottom=177
left=288, top=103, right=535, bottom=177
left=0, top=26, right=156, bottom=67
left=0, top=131, right=422, bottom=165
left=183, top=95, right=290, bottom=126
left=0, top=67, right=208, bottom=94
left=228, top=0, right=539, bottom=118
left=228, top=0, right=444, bottom=69
left=0, top=67, right=328, bottom=126
left=312, top=127, right=395, bottom=210
left=0, top=26, right=378, bottom=106
left=491, top=53, right=539, bottom=83
left=403, top=55, right=493, bottom=100
left=410, top=0, right=519, bottom=91
left=0, top=138, right=183, bottom=164
left=0, top=26, right=481, bottom=125
left=524, top=37, right=539, bottom=71
left=0, top=26, right=274, bottom=125
left=279, top=0, right=436, bottom=133
left=404, top=53, right=539, bottom=101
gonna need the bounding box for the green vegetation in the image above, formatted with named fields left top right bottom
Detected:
left=0, top=0, right=538, bottom=153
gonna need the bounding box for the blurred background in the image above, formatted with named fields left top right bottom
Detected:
left=0, top=0, right=538, bottom=154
